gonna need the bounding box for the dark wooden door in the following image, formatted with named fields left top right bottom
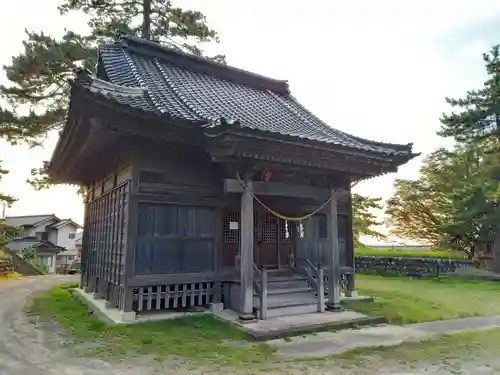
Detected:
left=254, top=210, right=279, bottom=268
left=221, top=208, right=295, bottom=269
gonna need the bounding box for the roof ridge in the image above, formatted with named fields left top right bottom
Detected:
left=113, top=34, right=291, bottom=95
left=5, top=214, right=55, bottom=218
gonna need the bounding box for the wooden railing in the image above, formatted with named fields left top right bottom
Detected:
left=253, top=263, right=268, bottom=320
left=297, top=257, right=325, bottom=312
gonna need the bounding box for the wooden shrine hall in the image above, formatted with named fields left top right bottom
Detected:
left=48, top=34, right=418, bottom=320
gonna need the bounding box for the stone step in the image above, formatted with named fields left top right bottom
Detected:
left=257, top=276, right=309, bottom=288
left=265, top=269, right=302, bottom=278
left=255, top=302, right=319, bottom=318
left=265, top=280, right=310, bottom=291
left=267, top=273, right=307, bottom=282
left=254, top=291, right=317, bottom=308
left=253, top=268, right=320, bottom=318
left=267, top=286, right=314, bottom=295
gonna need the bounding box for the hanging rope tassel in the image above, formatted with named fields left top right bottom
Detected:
left=236, top=172, right=340, bottom=221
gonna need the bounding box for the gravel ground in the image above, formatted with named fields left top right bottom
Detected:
left=0, top=275, right=498, bottom=375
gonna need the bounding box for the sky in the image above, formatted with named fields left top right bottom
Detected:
left=1, top=0, right=500, bottom=244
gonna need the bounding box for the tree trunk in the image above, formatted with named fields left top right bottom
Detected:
left=142, top=0, right=151, bottom=40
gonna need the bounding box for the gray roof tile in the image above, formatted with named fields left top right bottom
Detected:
left=76, top=35, right=414, bottom=156
left=4, top=214, right=57, bottom=228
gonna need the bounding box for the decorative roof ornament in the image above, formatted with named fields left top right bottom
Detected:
left=202, top=117, right=241, bottom=129
left=115, top=30, right=193, bottom=56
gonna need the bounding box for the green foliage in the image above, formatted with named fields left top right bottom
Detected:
left=386, top=148, right=477, bottom=252
left=0, top=166, right=18, bottom=247
left=352, top=194, right=386, bottom=247
left=437, top=45, right=500, bottom=255
left=20, top=247, right=49, bottom=273
left=0, top=0, right=223, bottom=191
left=387, top=45, right=500, bottom=256
left=439, top=45, right=500, bottom=143
left=22, top=247, right=36, bottom=262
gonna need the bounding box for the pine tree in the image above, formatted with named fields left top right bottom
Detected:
left=436, top=45, right=500, bottom=258
left=0, top=0, right=224, bottom=191
left=439, top=45, right=500, bottom=143
left=352, top=194, right=386, bottom=247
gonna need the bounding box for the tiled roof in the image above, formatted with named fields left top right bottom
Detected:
left=77, top=34, right=414, bottom=156
left=4, top=214, right=58, bottom=228
left=7, top=238, right=63, bottom=252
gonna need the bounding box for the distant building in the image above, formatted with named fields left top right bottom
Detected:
left=4, top=214, right=82, bottom=273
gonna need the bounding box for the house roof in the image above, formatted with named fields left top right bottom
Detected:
left=6, top=237, right=64, bottom=253
left=4, top=214, right=58, bottom=228
left=4, top=215, right=82, bottom=230
left=47, top=218, right=83, bottom=230
left=71, top=34, right=415, bottom=157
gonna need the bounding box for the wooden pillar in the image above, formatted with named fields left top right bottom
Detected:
left=345, top=186, right=357, bottom=297
left=212, top=199, right=224, bottom=303
left=327, top=189, right=343, bottom=311
left=239, top=178, right=254, bottom=319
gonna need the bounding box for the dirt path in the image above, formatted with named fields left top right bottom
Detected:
left=0, top=276, right=499, bottom=375
left=0, top=276, right=159, bottom=375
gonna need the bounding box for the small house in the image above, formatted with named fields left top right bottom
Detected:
left=4, top=214, right=82, bottom=273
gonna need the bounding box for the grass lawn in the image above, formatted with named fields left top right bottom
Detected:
left=344, top=275, right=500, bottom=324
left=355, top=248, right=464, bottom=259
left=29, top=283, right=275, bottom=367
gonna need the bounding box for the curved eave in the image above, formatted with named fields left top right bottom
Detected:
left=48, top=99, right=87, bottom=184
left=203, top=122, right=416, bottom=163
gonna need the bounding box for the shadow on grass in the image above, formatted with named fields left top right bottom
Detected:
left=28, top=283, right=275, bottom=368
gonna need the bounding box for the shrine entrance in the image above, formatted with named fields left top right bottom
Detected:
left=222, top=206, right=295, bottom=269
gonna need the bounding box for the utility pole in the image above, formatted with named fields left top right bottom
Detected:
left=142, top=0, right=152, bottom=40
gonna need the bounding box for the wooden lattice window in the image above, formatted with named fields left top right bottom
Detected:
left=223, top=211, right=240, bottom=243
left=255, top=212, right=277, bottom=243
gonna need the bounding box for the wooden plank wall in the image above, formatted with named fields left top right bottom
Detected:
left=81, top=164, right=131, bottom=309
left=125, top=142, right=222, bottom=312
left=296, top=213, right=348, bottom=267
left=135, top=204, right=216, bottom=274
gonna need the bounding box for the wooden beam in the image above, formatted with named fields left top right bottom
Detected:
left=224, top=179, right=345, bottom=200
left=239, top=177, right=254, bottom=318
left=127, top=272, right=221, bottom=287
left=326, top=189, right=342, bottom=310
